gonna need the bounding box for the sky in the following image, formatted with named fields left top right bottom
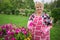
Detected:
left=44, top=0, right=51, bottom=3
left=33, top=0, right=54, bottom=3
left=44, top=0, right=54, bottom=3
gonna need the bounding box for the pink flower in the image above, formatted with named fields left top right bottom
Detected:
left=21, top=27, right=26, bottom=31
left=15, top=28, right=21, bottom=34
left=1, top=25, right=6, bottom=30
left=11, top=32, right=15, bottom=35
left=6, top=24, right=13, bottom=30
left=4, top=35, right=9, bottom=40
left=11, top=37, right=16, bottom=40
left=22, top=30, right=27, bottom=35
left=0, top=31, right=3, bottom=36
left=21, top=27, right=27, bottom=35
left=7, top=30, right=11, bottom=35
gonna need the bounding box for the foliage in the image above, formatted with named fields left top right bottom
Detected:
left=25, top=9, right=35, bottom=16
left=51, top=8, right=60, bottom=23
left=0, top=0, right=35, bottom=15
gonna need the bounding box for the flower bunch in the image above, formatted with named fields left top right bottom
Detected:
left=0, top=24, right=32, bottom=40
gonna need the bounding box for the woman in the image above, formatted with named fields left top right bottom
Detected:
left=27, top=2, right=52, bottom=40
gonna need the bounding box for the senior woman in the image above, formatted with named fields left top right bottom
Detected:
left=27, top=1, right=52, bottom=40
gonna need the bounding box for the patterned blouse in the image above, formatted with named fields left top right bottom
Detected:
left=27, top=13, right=52, bottom=40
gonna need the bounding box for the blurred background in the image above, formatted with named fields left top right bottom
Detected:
left=0, top=0, right=60, bottom=40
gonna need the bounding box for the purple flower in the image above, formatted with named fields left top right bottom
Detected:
left=21, top=27, right=27, bottom=35
left=11, top=37, right=16, bottom=40
left=22, top=30, right=27, bottom=35
left=0, top=31, right=3, bottom=36
left=1, top=25, right=6, bottom=30
left=4, top=35, right=9, bottom=40
left=0, top=24, right=30, bottom=40
left=11, top=31, right=15, bottom=35
left=6, top=24, right=13, bottom=30
left=21, top=27, right=26, bottom=31
left=15, top=28, right=21, bottom=34
left=5, top=37, right=9, bottom=40
left=7, top=30, right=11, bottom=35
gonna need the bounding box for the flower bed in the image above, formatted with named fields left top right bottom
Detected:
left=0, top=24, right=32, bottom=40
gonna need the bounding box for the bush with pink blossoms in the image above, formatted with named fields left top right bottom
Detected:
left=0, top=24, right=32, bottom=40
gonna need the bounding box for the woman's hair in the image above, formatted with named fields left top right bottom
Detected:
left=35, top=2, right=44, bottom=7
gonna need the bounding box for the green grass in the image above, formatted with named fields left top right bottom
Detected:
left=50, top=24, right=60, bottom=40
left=0, top=14, right=29, bottom=27
left=0, top=14, right=60, bottom=40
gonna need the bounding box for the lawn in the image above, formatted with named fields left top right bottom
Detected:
left=50, top=24, right=60, bottom=40
left=0, top=14, right=60, bottom=40
left=0, top=14, right=28, bottom=27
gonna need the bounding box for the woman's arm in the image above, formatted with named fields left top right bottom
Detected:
left=47, top=17, right=53, bottom=30
left=43, top=13, right=53, bottom=27
left=42, top=14, right=53, bottom=34
left=27, top=14, right=35, bottom=30
left=27, top=20, right=33, bottom=30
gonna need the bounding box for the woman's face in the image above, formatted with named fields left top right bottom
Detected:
left=35, top=3, right=44, bottom=13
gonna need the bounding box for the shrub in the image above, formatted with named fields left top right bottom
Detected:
left=15, top=10, right=20, bottom=15
left=43, top=9, right=50, bottom=13
left=51, top=8, right=60, bottom=23
left=25, top=9, right=35, bottom=16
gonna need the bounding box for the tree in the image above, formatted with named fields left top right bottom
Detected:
left=56, top=0, right=60, bottom=8
left=49, top=0, right=60, bottom=10
left=51, top=8, right=60, bottom=23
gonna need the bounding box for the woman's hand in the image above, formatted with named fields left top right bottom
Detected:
left=48, top=26, right=52, bottom=30
left=41, top=26, right=52, bottom=34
